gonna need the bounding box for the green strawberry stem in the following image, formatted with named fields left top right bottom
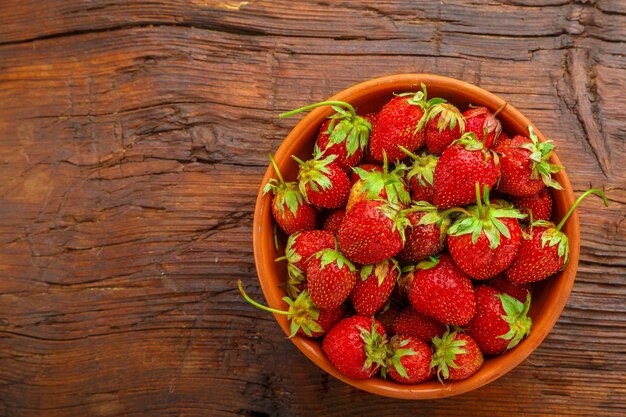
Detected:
left=398, top=145, right=419, bottom=160
left=440, top=206, right=473, bottom=218
left=475, top=182, right=484, bottom=212
left=268, top=153, right=285, bottom=184
left=291, top=155, right=307, bottom=167
left=556, top=188, right=608, bottom=231
left=493, top=102, right=507, bottom=117
left=238, top=280, right=288, bottom=316
left=279, top=100, right=357, bottom=119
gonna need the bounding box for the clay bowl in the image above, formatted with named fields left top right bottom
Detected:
left=252, top=74, right=579, bottom=399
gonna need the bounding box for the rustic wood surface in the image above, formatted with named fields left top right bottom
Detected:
left=0, top=1, right=624, bottom=416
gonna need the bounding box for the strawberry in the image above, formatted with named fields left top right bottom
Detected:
left=430, top=328, right=483, bottom=381
left=294, top=152, right=351, bottom=209
left=322, top=316, right=389, bottom=379
left=337, top=200, right=410, bottom=265
left=511, top=187, right=553, bottom=222
left=489, top=274, right=532, bottom=303
left=238, top=281, right=343, bottom=338
left=263, top=153, right=317, bottom=235
left=280, top=100, right=372, bottom=171
left=506, top=189, right=608, bottom=284
left=433, top=132, right=500, bottom=209
left=494, top=126, right=563, bottom=197
left=385, top=335, right=434, bottom=384
left=349, top=163, right=383, bottom=185
left=369, top=84, right=444, bottom=162
left=322, top=209, right=346, bottom=234
left=406, top=254, right=476, bottom=326
left=375, top=301, right=403, bottom=335
left=347, top=154, right=410, bottom=211
left=397, top=202, right=452, bottom=262
left=425, top=102, right=466, bottom=154
left=306, top=248, right=357, bottom=309
left=400, top=147, right=438, bottom=203
left=392, top=306, right=446, bottom=341
left=276, top=230, right=336, bottom=298
left=350, top=258, right=401, bottom=316
left=465, top=286, right=532, bottom=355
left=463, top=106, right=502, bottom=148
left=447, top=185, right=526, bottom=280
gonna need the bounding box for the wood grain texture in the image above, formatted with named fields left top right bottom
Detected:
left=0, top=1, right=624, bottom=416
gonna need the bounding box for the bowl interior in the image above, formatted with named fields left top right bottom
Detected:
left=253, top=74, right=579, bottom=399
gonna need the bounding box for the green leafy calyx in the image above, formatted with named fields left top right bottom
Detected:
left=237, top=280, right=323, bottom=338
left=263, top=153, right=306, bottom=217
left=401, top=147, right=439, bottom=188
left=430, top=328, right=468, bottom=381
left=496, top=292, right=532, bottom=350
left=448, top=184, right=526, bottom=249
left=315, top=248, right=356, bottom=272
left=428, top=102, right=466, bottom=133
left=359, top=321, right=391, bottom=374
left=396, top=83, right=446, bottom=133
left=360, top=258, right=401, bottom=285
left=275, top=233, right=306, bottom=298
left=294, top=153, right=338, bottom=202
left=518, top=126, right=564, bottom=190
left=352, top=153, right=410, bottom=206
left=383, top=335, right=418, bottom=380
left=322, top=106, right=372, bottom=158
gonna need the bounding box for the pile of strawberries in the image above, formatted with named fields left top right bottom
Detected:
left=240, top=84, right=607, bottom=384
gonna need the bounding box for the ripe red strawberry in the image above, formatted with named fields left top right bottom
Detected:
left=506, top=189, right=608, bottom=284
left=425, top=102, right=466, bottom=154
left=347, top=155, right=410, bottom=211
left=511, top=187, right=553, bottom=222
left=494, top=126, right=563, bottom=197
left=349, top=163, right=383, bottom=185
left=397, top=202, right=451, bottom=262
left=369, top=84, right=444, bottom=162
left=406, top=254, right=476, bottom=326
left=385, top=335, right=434, bottom=384
left=276, top=230, right=336, bottom=298
left=431, top=328, right=483, bottom=381
left=465, top=286, right=532, bottom=355
left=238, top=281, right=343, bottom=338
left=294, top=152, right=351, bottom=209
left=322, top=209, right=345, bottom=234
left=447, top=185, right=526, bottom=280
left=432, top=132, right=500, bottom=209
left=350, top=258, right=400, bottom=316
left=489, top=274, right=531, bottom=303
left=375, top=301, right=403, bottom=335
left=306, top=248, right=357, bottom=309
left=392, top=306, right=446, bottom=341
left=263, top=153, right=316, bottom=235
left=463, top=106, right=502, bottom=148
left=322, top=316, right=389, bottom=379
left=337, top=200, right=410, bottom=265
left=400, top=147, right=438, bottom=203
left=280, top=100, right=372, bottom=171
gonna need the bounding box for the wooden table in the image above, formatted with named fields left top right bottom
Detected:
left=1, top=1, right=624, bottom=416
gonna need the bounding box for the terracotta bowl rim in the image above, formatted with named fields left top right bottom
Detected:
left=252, top=73, right=580, bottom=399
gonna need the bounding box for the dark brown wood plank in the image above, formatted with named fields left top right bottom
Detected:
left=0, top=1, right=624, bottom=416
